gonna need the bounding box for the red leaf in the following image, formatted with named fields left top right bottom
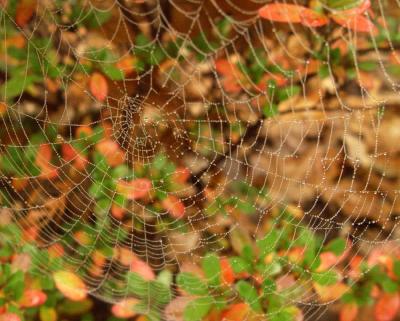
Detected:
left=11, top=253, right=31, bottom=272
left=340, top=303, right=358, bottom=321
left=19, top=290, right=47, bottom=308
left=111, top=298, right=139, bottom=318
left=117, top=178, right=152, bottom=200
left=15, top=0, right=37, bottom=27
left=130, top=256, right=155, bottom=281
left=332, top=14, right=378, bottom=34
left=374, top=293, right=400, bottom=321
left=62, top=143, right=88, bottom=170
left=259, top=3, right=328, bottom=27
left=90, top=72, right=108, bottom=102
left=53, top=271, right=87, bottom=301
left=0, top=313, right=21, bottom=321
left=162, top=195, right=185, bottom=219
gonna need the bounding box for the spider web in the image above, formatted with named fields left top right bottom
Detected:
left=1, top=0, right=400, bottom=320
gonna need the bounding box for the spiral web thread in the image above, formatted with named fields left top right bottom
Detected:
left=1, top=0, right=400, bottom=320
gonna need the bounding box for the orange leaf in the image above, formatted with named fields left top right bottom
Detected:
left=11, top=177, right=29, bottom=191
left=15, top=0, right=37, bottom=27
left=90, top=72, right=108, bottom=102
left=259, top=3, right=328, bottom=27
left=221, top=77, right=243, bottom=93
left=220, top=258, right=235, bottom=285
left=221, top=303, right=251, bottom=321
left=215, top=59, right=236, bottom=76
left=36, top=144, right=58, bottom=179
left=215, top=59, right=244, bottom=93
left=332, top=14, right=378, bottom=34
left=374, top=293, right=400, bottom=321
left=317, top=251, right=338, bottom=271
left=19, top=290, right=47, bottom=308
left=92, top=250, right=106, bottom=267
left=53, top=271, right=87, bottom=301
left=48, top=244, right=64, bottom=258
left=314, top=282, right=349, bottom=302
left=300, top=9, right=329, bottom=27
left=96, top=139, right=125, bottom=166
left=76, top=126, right=93, bottom=138
left=117, top=178, right=152, bottom=200
left=0, top=102, right=7, bottom=116
left=111, top=203, right=125, bottom=220
left=173, top=167, right=190, bottom=184
left=111, top=298, right=139, bottom=318
left=340, top=303, right=358, bottom=321
left=162, top=195, right=185, bottom=219
left=116, top=55, right=136, bottom=76
left=74, top=231, right=91, bottom=246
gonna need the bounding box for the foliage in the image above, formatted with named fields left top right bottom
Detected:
left=1, top=1, right=400, bottom=321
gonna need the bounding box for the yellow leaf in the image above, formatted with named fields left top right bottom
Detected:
left=53, top=271, right=87, bottom=301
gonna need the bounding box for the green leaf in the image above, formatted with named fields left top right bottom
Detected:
left=269, top=308, right=295, bottom=321
left=184, top=296, right=213, bottom=321
left=322, top=0, right=363, bottom=10
left=1, top=74, right=40, bottom=101
left=229, top=256, right=251, bottom=274
left=100, top=63, right=125, bottom=81
left=380, top=276, right=398, bottom=293
left=325, top=238, right=346, bottom=256
left=276, top=85, right=300, bottom=102
left=133, top=302, right=161, bottom=321
left=236, top=280, right=262, bottom=312
left=176, top=273, right=208, bottom=296
left=202, top=253, right=221, bottom=287
left=127, top=272, right=149, bottom=299
left=148, top=280, right=172, bottom=306
left=393, top=260, right=400, bottom=279
left=262, top=278, right=276, bottom=296
left=259, top=259, right=282, bottom=277
left=263, top=103, right=278, bottom=118
left=359, top=61, right=378, bottom=72
left=257, top=230, right=280, bottom=258
left=58, top=299, right=93, bottom=316
left=157, top=269, right=173, bottom=287
left=85, top=8, right=112, bottom=28
left=311, top=270, right=338, bottom=286
left=4, top=270, right=24, bottom=300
